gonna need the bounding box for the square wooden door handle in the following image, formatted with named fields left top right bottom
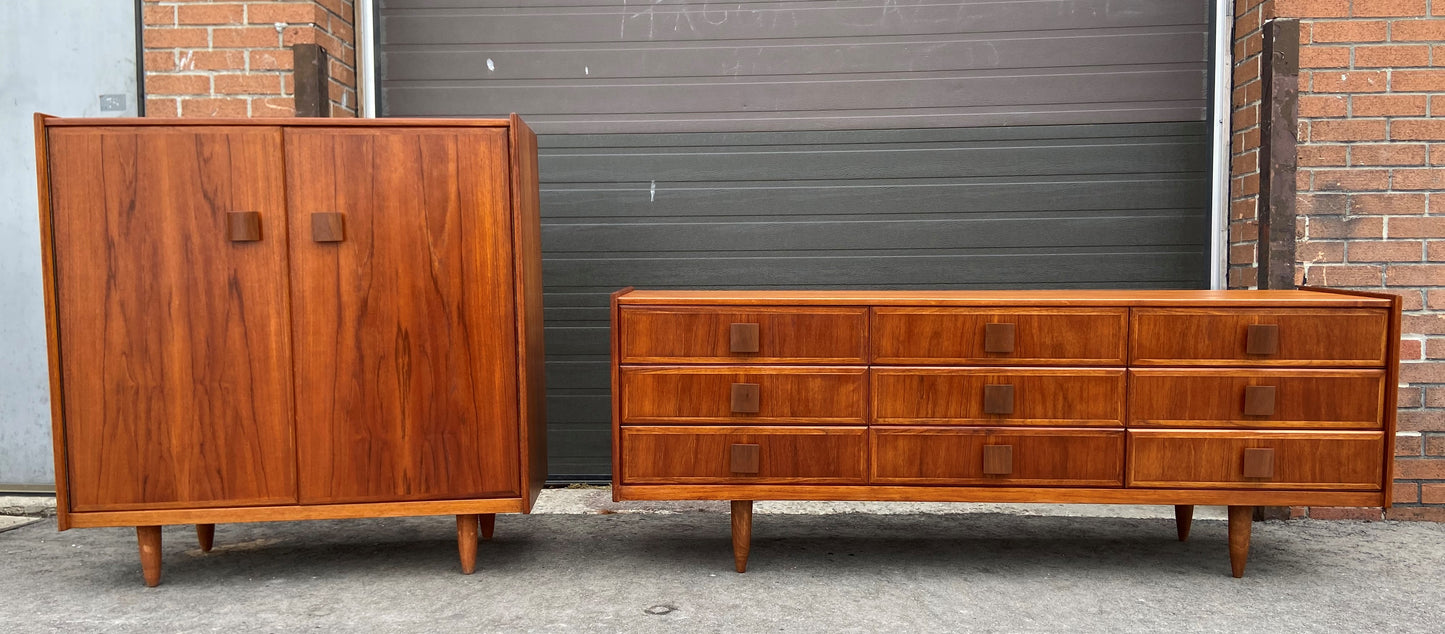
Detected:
left=311, top=212, right=345, bottom=242
left=1246, top=324, right=1279, bottom=355
left=1242, top=447, right=1275, bottom=479
left=983, top=384, right=1015, bottom=415
left=1242, top=385, right=1277, bottom=416
left=730, top=443, right=760, bottom=474
left=227, top=211, right=261, bottom=242
left=730, top=323, right=760, bottom=353
left=983, top=322, right=1016, bottom=353
left=731, top=383, right=760, bottom=414
left=983, top=445, right=1013, bottom=475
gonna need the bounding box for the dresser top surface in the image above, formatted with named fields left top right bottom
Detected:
left=39, top=115, right=514, bottom=128
left=615, top=289, right=1394, bottom=308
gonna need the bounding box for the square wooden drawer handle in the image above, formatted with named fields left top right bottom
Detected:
left=311, top=212, right=345, bottom=243
left=1246, top=324, right=1279, bottom=355
left=1242, top=385, right=1276, bottom=416
left=1242, top=447, right=1275, bottom=479
left=983, top=384, right=1015, bottom=415
left=730, top=323, right=760, bottom=353
left=983, top=445, right=1013, bottom=476
left=731, top=383, right=760, bottom=414
left=983, top=323, right=1016, bottom=353
left=730, top=443, right=760, bottom=474
left=227, top=211, right=261, bottom=242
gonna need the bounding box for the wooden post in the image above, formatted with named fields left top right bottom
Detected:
left=1257, top=18, right=1299, bottom=291
left=292, top=43, right=331, bottom=118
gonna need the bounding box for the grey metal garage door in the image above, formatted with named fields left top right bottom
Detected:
left=376, top=0, right=1215, bottom=478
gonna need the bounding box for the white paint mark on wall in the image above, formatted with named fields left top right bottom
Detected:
left=650, top=180, right=656, bottom=202
left=585, top=66, right=590, bottom=75
left=487, top=58, right=495, bottom=71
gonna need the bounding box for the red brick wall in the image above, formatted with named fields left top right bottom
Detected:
left=141, top=0, right=358, bottom=117
left=1232, top=0, right=1445, bottom=520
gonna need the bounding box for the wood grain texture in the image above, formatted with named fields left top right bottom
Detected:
left=457, top=514, right=478, bottom=574
left=1228, top=505, right=1252, bottom=578
left=615, top=289, right=1393, bottom=308
left=1130, top=308, right=1389, bottom=366
left=620, top=426, right=867, bottom=484
left=196, top=524, right=215, bottom=552
left=47, top=126, right=297, bottom=512
left=309, top=212, right=344, bottom=242
left=137, top=526, right=162, bottom=587
left=1128, top=369, right=1385, bottom=429
left=480, top=513, right=496, bottom=540
left=620, top=366, right=867, bottom=424
left=66, top=497, right=527, bottom=528
left=610, top=287, right=634, bottom=500
left=613, top=485, right=1383, bottom=507
left=619, top=306, right=868, bottom=364
left=227, top=211, right=261, bottom=242
left=47, top=117, right=512, bottom=128
left=872, top=368, right=1125, bottom=426
left=871, top=307, right=1127, bottom=365
left=286, top=127, right=520, bottom=504
left=732, top=500, right=752, bottom=573
left=34, top=114, right=71, bottom=529
left=1127, top=430, right=1384, bottom=490
left=1175, top=505, right=1193, bottom=541
left=1309, top=288, right=1408, bottom=505
left=871, top=427, right=1125, bottom=486
left=510, top=114, right=548, bottom=512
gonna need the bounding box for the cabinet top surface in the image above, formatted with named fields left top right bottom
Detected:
left=39, top=116, right=513, bottom=128
left=615, top=289, right=1394, bottom=308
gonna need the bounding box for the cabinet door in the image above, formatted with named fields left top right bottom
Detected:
left=47, top=127, right=296, bottom=511
left=286, top=128, right=521, bottom=504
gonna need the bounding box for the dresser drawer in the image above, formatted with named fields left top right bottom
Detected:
left=871, top=428, right=1124, bottom=486
left=1127, top=430, right=1384, bottom=490
left=872, top=368, right=1124, bottom=427
left=1130, top=308, right=1390, bottom=367
left=620, top=426, right=867, bottom=484
left=619, top=306, right=867, bottom=364
left=1129, top=369, right=1385, bottom=429
left=871, top=308, right=1127, bottom=365
left=620, top=366, right=867, bottom=424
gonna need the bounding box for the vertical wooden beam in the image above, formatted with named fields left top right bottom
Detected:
left=1257, top=18, right=1299, bottom=291
left=292, top=43, right=332, bottom=118
left=1256, top=19, right=1300, bottom=522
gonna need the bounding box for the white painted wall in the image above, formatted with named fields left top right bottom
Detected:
left=0, top=1, right=138, bottom=488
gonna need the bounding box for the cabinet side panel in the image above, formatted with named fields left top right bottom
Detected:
left=288, top=128, right=521, bottom=504
left=34, top=115, right=70, bottom=528
left=510, top=116, right=547, bottom=510
left=49, top=126, right=297, bottom=511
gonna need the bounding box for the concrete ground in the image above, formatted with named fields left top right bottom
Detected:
left=2, top=489, right=1443, bottom=632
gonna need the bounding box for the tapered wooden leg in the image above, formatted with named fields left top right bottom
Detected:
left=1174, top=505, right=1194, bottom=542
left=196, top=524, right=215, bottom=552
left=480, top=513, right=496, bottom=541
left=137, top=526, right=162, bottom=587
left=731, top=500, right=752, bottom=573
left=1228, top=505, right=1253, bottom=578
left=457, top=514, right=479, bottom=575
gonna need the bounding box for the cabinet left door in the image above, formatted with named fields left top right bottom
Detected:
left=46, top=127, right=298, bottom=511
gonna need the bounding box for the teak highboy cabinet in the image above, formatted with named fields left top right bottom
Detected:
left=34, top=115, right=547, bottom=586
left=611, top=289, right=1401, bottom=577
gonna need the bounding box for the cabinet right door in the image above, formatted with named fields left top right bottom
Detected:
left=285, top=127, right=521, bottom=504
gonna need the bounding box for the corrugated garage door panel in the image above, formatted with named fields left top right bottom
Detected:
left=537, top=122, right=1209, bottom=475
left=379, top=0, right=1210, bottom=132
left=376, top=0, right=1215, bottom=476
